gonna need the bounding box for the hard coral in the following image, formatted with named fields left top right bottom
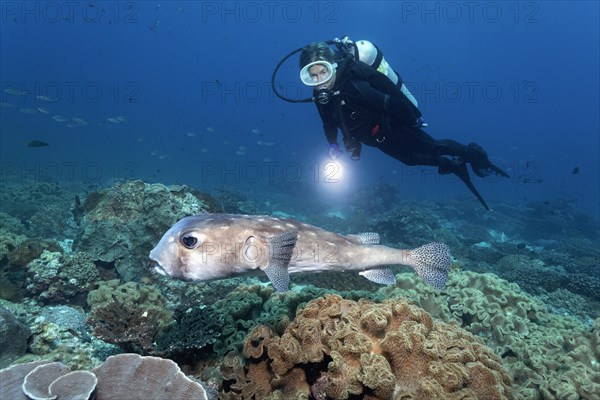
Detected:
left=92, top=353, right=208, bottom=400
left=0, top=353, right=208, bottom=400
left=154, top=304, right=224, bottom=357
left=72, top=180, right=222, bottom=281
left=86, top=280, right=172, bottom=353
left=25, top=250, right=100, bottom=306
left=0, top=304, right=30, bottom=368
left=87, top=297, right=171, bottom=352
left=227, top=294, right=512, bottom=399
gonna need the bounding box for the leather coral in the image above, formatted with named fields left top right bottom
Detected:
left=228, top=294, right=512, bottom=400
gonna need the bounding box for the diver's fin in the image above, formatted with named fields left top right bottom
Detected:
left=468, top=143, right=510, bottom=178
left=265, top=231, right=298, bottom=291
left=405, top=243, right=452, bottom=289
left=450, top=158, right=491, bottom=211
left=359, top=268, right=397, bottom=285
left=462, top=174, right=491, bottom=211
left=346, top=232, right=380, bottom=245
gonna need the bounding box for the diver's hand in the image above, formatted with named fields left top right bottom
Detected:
left=328, top=144, right=343, bottom=160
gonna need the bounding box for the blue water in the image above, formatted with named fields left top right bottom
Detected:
left=1, top=1, right=599, bottom=219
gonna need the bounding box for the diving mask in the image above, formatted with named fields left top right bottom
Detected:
left=300, top=60, right=337, bottom=87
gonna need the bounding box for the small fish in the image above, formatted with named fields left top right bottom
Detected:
left=572, top=166, right=579, bottom=175
left=36, top=95, right=58, bottom=102
left=4, top=88, right=26, bottom=96
left=27, top=140, right=49, bottom=147
left=150, top=214, right=452, bottom=291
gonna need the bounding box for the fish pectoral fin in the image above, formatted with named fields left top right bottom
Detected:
left=265, top=231, right=298, bottom=292
left=359, top=268, right=396, bottom=285
left=346, top=232, right=380, bottom=245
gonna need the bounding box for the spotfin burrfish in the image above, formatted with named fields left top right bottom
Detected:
left=149, top=214, right=452, bottom=291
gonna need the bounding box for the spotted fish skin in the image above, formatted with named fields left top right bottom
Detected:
left=150, top=214, right=452, bottom=291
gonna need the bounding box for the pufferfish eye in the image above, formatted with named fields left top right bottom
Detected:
left=181, top=234, right=199, bottom=249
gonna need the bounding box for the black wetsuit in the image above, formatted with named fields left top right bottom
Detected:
left=316, top=59, right=469, bottom=171
left=314, top=59, right=509, bottom=210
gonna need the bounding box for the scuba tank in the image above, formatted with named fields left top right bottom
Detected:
left=347, top=39, right=420, bottom=110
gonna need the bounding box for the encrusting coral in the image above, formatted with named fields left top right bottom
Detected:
left=223, top=294, right=512, bottom=399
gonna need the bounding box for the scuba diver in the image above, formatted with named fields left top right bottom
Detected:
left=272, top=37, right=510, bottom=211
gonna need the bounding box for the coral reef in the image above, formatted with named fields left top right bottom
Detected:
left=211, top=284, right=372, bottom=358
left=25, top=250, right=100, bottom=306
left=86, top=280, right=172, bottom=352
left=27, top=304, right=105, bottom=370
left=0, top=304, right=30, bottom=368
left=378, top=270, right=600, bottom=399
left=92, top=354, right=209, bottom=400
left=0, top=181, right=77, bottom=239
left=1, top=179, right=599, bottom=400
left=154, top=304, right=224, bottom=358
left=72, top=180, right=222, bottom=281
left=223, top=294, right=512, bottom=399
left=496, top=254, right=600, bottom=301
left=0, top=212, right=28, bottom=261
left=0, top=354, right=208, bottom=400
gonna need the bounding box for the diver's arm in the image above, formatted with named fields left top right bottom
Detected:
left=349, top=79, right=420, bottom=125
left=317, top=104, right=339, bottom=144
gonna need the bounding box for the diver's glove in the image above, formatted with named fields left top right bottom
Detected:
left=328, top=143, right=343, bottom=160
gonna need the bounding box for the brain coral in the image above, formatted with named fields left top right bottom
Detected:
left=227, top=294, right=512, bottom=400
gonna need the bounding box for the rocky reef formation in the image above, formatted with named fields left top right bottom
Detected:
left=72, top=180, right=222, bottom=281
left=221, top=294, right=512, bottom=399
left=25, top=250, right=100, bottom=306
left=86, top=280, right=173, bottom=352
left=0, top=304, right=30, bottom=368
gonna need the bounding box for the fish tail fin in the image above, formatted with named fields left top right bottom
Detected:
left=406, top=243, right=452, bottom=289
